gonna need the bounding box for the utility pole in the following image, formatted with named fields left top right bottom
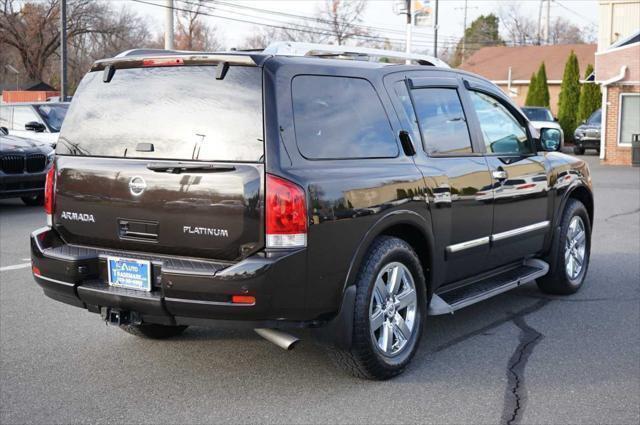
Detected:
left=405, top=0, right=412, bottom=64
left=545, top=0, right=551, bottom=45
left=165, top=0, right=174, bottom=50
left=60, top=0, right=67, bottom=101
left=537, top=0, right=543, bottom=45
left=433, top=0, right=439, bottom=58
left=461, top=0, right=468, bottom=57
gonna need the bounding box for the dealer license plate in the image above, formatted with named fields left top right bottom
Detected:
left=107, top=256, right=151, bottom=292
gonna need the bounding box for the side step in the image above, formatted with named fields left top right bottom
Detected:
left=428, top=259, right=549, bottom=315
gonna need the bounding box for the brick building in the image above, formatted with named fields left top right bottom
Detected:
left=596, top=1, right=640, bottom=166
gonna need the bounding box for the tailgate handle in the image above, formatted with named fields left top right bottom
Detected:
left=146, top=162, right=236, bottom=174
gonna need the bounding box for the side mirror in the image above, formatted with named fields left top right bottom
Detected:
left=0, top=126, right=8, bottom=135
left=540, top=128, right=562, bottom=152
left=554, top=117, right=559, bottom=122
left=25, top=121, right=46, bottom=133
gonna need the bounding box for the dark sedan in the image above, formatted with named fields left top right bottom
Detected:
left=0, top=129, right=54, bottom=205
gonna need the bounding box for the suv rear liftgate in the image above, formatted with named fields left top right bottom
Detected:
left=32, top=54, right=308, bottom=333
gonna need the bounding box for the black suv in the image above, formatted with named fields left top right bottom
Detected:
left=31, top=45, right=593, bottom=379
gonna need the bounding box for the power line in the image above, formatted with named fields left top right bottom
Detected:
left=137, top=0, right=457, bottom=48
left=553, top=0, right=598, bottom=27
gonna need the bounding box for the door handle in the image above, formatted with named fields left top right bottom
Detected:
left=492, top=170, right=508, bottom=180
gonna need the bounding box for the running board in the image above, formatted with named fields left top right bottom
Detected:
left=428, top=259, right=549, bottom=315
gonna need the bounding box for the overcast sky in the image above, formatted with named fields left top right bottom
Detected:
left=126, top=0, right=600, bottom=53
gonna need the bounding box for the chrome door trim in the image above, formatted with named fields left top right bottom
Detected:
left=447, top=236, right=490, bottom=253
left=491, top=221, right=550, bottom=242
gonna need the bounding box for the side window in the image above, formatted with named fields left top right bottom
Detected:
left=12, top=106, right=40, bottom=130
left=0, top=106, right=11, bottom=128
left=469, top=91, right=532, bottom=155
left=411, top=88, right=473, bottom=155
left=292, top=75, right=398, bottom=159
left=393, top=81, right=421, bottom=143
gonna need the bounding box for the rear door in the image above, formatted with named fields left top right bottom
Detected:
left=385, top=72, right=495, bottom=285
left=53, top=63, right=264, bottom=261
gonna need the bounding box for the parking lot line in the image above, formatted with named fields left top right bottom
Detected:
left=0, top=262, right=31, bottom=272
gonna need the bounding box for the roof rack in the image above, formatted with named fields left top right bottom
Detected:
left=263, top=42, right=449, bottom=68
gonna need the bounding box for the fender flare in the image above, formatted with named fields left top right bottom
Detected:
left=546, top=182, right=594, bottom=275
left=313, top=210, right=435, bottom=350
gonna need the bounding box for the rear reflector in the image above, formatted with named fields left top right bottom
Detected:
left=44, top=165, right=55, bottom=216
left=265, top=174, right=307, bottom=248
left=32, top=265, right=41, bottom=276
left=142, top=57, right=184, bottom=67
left=231, top=295, right=256, bottom=305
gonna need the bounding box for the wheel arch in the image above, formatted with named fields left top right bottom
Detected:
left=343, top=210, right=435, bottom=299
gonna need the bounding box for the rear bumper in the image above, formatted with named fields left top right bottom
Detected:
left=30, top=227, right=319, bottom=327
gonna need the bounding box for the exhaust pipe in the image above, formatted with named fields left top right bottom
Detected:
left=254, top=328, right=299, bottom=350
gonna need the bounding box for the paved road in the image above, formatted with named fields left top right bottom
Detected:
left=1, top=154, right=639, bottom=424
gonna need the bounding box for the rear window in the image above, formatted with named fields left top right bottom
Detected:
left=57, top=65, right=263, bottom=162
left=291, top=75, right=397, bottom=160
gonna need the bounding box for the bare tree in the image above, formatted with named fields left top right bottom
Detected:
left=317, top=0, right=368, bottom=45
left=0, top=0, right=120, bottom=83
left=239, top=0, right=371, bottom=49
left=499, top=3, right=538, bottom=45
left=174, top=0, right=222, bottom=51
left=549, top=17, right=587, bottom=44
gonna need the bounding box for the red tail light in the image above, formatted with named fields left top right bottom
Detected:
left=142, top=57, right=184, bottom=67
left=265, top=174, right=307, bottom=248
left=44, top=165, right=55, bottom=216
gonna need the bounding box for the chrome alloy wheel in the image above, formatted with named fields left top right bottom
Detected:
left=369, top=262, right=418, bottom=357
left=565, top=216, right=587, bottom=280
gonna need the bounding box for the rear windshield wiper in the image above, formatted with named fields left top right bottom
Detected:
left=146, top=162, right=236, bottom=174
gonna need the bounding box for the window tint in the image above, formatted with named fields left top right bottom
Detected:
left=58, top=66, right=263, bottom=162
left=292, top=76, right=397, bottom=159
left=470, top=91, right=531, bottom=155
left=12, top=106, right=40, bottom=130
left=35, top=104, right=68, bottom=132
left=393, top=81, right=421, bottom=143
left=587, top=109, right=601, bottom=125
left=522, top=107, right=553, bottom=122
left=411, top=88, right=472, bottom=155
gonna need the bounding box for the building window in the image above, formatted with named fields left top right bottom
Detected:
left=618, top=93, right=640, bottom=146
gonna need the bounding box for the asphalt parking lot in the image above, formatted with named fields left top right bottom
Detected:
left=1, top=154, right=638, bottom=424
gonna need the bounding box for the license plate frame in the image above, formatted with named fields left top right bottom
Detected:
left=107, top=256, right=152, bottom=292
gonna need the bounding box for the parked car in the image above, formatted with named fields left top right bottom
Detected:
left=0, top=102, right=69, bottom=147
left=0, top=131, right=54, bottom=205
left=573, top=109, right=602, bottom=155
left=31, top=44, right=593, bottom=380
left=521, top=106, right=564, bottom=149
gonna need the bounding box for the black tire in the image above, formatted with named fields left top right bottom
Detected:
left=538, top=199, right=591, bottom=295
left=573, top=146, right=585, bottom=155
left=21, top=194, right=44, bottom=206
left=327, top=236, right=426, bottom=380
left=119, top=324, right=188, bottom=339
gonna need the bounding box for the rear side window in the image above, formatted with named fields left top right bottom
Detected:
left=411, top=88, right=472, bottom=155
left=291, top=76, right=397, bottom=159
left=57, top=65, right=263, bottom=162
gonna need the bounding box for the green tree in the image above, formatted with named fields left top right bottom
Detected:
left=451, top=14, right=504, bottom=67
left=525, top=72, right=539, bottom=106
left=577, top=64, right=602, bottom=123
left=536, top=62, right=550, bottom=108
left=557, top=51, right=581, bottom=140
